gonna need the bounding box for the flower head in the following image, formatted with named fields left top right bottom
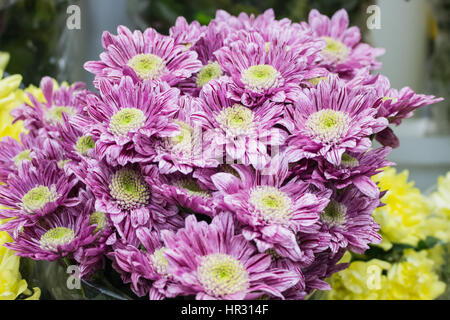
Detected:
left=6, top=205, right=96, bottom=261
left=307, top=9, right=385, bottom=77
left=211, top=157, right=330, bottom=262
left=162, top=213, right=299, bottom=299
left=0, top=160, right=78, bottom=235
left=84, top=26, right=202, bottom=86
left=284, top=75, right=388, bottom=166
left=78, top=77, right=180, bottom=166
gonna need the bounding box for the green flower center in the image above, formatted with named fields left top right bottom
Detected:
left=57, top=159, right=71, bottom=169
left=89, top=211, right=108, bottom=234
left=21, top=185, right=58, bottom=213
left=45, top=106, right=77, bottom=125
left=321, top=37, right=349, bottom=64
left=320, top=200, right=347, bottom=227
left=39, top=227, right=75, bottom=252
left=382, top=96, right=399, bottom=104
left=167, top=121, right=194, bottom=155
left=150, top=247, right=169, bottom=276
left=307, top=76, right=328, bottom=86
left=176, top=178, right=210, bottom=198
left=74, top=135, right=95, bottom=156
left=197, top=253, right=249, bottom=297
left=13, top=149, right=31, bottom=167
left=196, top=62, right=223, bottom=87
left=216, top=104, right=255, bottom=136
left=127, top=53, right=165, bottom=81
left=341, top=153, right=359, bottom=168
left=241, top=64, right=281, bottom=92
left=305, top=109, right=350, bottom=143
left=109, top=168, right=150, bottom=210
left=109, top=108, right=146, bottom=137
left=249, top=186, right=293, bottom=224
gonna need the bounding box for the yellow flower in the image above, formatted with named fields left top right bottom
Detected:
left=327, top=249, right=446, bottom=300
left=386, top=249, right=445, bottom=300
left=327, top=255, right=391, bottom=300
left=0, top=51, right=47, bottom=141
left=430, top=172, right=450, bottom=220
left=372, top=168, right=449, bottom=248
left=0, top=221, right=40, bottom=300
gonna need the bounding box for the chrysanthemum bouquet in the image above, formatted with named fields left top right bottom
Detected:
left=0, top=9, right=444, bottom=300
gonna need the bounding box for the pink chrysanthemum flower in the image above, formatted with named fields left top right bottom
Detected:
left=153, top=96, right=218, bottom=175
left=0, top=160, right=78, bottom=235
left=169, top=16, right=206, bottom=48
left=11, top=77, right=86, bottom=135
left=151, top=171, right=216, bottom=217
left=316, top=186, right=382, bottom=254
left=284, top=75, right=388, bottom=166
left=162, top=213, right=300, bottom=300
left=77, top=77, right=180, bottom=166
left=191, top=78, right=287, bottom=169
left=0, top=133, right=45, bottom=181
left=283, top=248, right=348, bottom=298
left=112, top=227, right=184, bottom=300
left=84, top=160, right=182, bottom=242
left=307, top=147, right=394, bottom=198
left=5, top=203, right=97, bottom=261
left=210, top=159, right=330, bottom=262
left=214, top=31, right=320, bottom=106
left=307, top=9, right=385, bottom=77
left=352, top=73, right=444, bottom=148
left=84, top=26, right=202, bottom=86
left=73, top=189, right=114, bottom=278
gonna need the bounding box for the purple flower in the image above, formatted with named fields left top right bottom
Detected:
left=214, top=31, right=319, bottom=106
left=307, top=9, right=385, bottom=77
left=0, top=133, right=45, bottom=181
left=84, top=160, right=182, bottom=242
left=169, top=16, right=206, bottom=47
left=305, top=147, right=394, bottom=198
left=11, top=77, right=86, bottom=135
left=78, top=77, right=180, bottom=166
left=84, top=26, right=202, bottom=86
left=162, top=213, right=300, bottom=299
left=284, top=75, right=388, bottom=166
left=74, top=189, right=114, bottom=278
left=151, top=171, right=216, bottom=217
left=0, top=160, right=78, bottom=235
left=5, top=203, right=97, bottom=261
left=112, top=227, right=184, bottom=299
left=210, top=157, right=330, bottom=262
left=191, top=78, right=287, bottom=169
left=153, top=96, right=218, bottom=175
left=316, top=186, right=382, bottom=254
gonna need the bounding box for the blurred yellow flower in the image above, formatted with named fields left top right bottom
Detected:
left=0, top=222, right=40, bottom=300
left=0, top=51, right=47, bottom=141
left=372, top=167, right=449, bottom=249
left=430, top=172, right=450, bottom=220
left=327, top=249, right=445, bottom=300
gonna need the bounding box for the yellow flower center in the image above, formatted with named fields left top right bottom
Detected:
left=305, top=109, right=350, bottom=143
left=39, top=227, right=75, bottom=251
left=241, top=64, right=281, bottom=92
left=197, top=253, right=249, bottom=297
left=196, top=62, right=223, bottom=87
left=249, top=186, right=293, bottom=224
left=321, top=37, right=349, bottom=64
left=109, top=108, right=146, bottom=137
left=127, top=53, right=165, bottom=81
left=21, top=185, right=58, bottom=213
